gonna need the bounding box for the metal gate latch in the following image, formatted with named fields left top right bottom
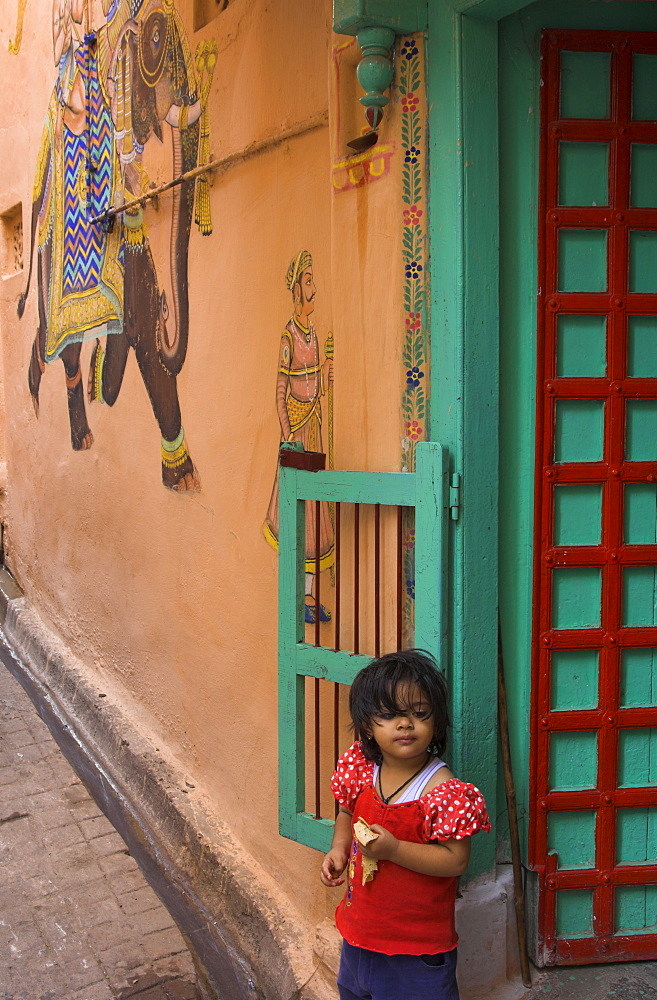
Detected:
left=450, top=473, right=461, bottom=521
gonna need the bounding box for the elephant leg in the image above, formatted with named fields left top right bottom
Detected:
left=125, top=245, right=199, bottom=492
left=61, top=341, right=93, bottom=451
left=88, top=332, right=129, bottom=406
left=133, top=332, right=200, bottom=492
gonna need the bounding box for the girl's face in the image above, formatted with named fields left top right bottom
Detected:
left=366, top=681, right=435, bottom=766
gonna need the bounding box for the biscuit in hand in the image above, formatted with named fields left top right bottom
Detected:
left=354, top=818, right=379, bottom=884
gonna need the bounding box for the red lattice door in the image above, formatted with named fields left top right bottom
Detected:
left=532, top=30, right=657, bottom=965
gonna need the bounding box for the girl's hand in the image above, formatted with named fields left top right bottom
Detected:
left=359, top=824, right=399, bottom=862
left=321, top=847, right=349, bottom=887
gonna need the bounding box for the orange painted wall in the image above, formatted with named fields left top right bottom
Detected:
left=0, top=0, right=411, bottom=933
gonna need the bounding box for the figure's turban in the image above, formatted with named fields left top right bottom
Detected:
left=286, top=250, right=313, bottom=291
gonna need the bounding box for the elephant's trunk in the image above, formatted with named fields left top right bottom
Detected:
left=18, top=181, right=44, bottom=318
left=157, top=120, right=198, bottom=376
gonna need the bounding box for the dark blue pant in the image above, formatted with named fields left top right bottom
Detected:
left=337, top=939, right=460, bottom=1000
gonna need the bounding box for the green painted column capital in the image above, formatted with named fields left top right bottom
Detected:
left=333, top=0, right=428, bottom=35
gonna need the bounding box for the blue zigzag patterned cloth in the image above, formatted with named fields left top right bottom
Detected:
left=62, top=46, right=117, bottom=298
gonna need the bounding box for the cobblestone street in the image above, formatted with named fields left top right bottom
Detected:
left=0, top=659, right=201, bottom=1000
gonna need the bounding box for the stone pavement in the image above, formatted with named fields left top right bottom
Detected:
left=519, top=960, right=657, bottom=1000
left=0, top=659, right=201, bottom=1000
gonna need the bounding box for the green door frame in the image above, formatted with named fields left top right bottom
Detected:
left=428, top=0, right=657, bottom=881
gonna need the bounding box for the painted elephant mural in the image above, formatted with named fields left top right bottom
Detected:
left=18, top=0, right=215, bottom=491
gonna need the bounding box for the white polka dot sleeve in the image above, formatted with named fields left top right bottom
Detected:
left=330, top=742, right=375, bottom=812
left=423, top=779, right=491, bottom=841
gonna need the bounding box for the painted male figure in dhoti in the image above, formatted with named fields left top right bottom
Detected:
left=263, top=251, right=335, bottom=624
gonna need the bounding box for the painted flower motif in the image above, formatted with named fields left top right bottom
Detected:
left=405, top=146, right=421, bottom=164
left=405, top=312, right=422, bottom=332
left=406, top=420, right=423, bottom=440
left=406, top=578, right=416, bottom=600
left=401, top=93, right=419, bottom=113
left=406, top=528, right=416, bottom=550
left=401, top=39, right=419, bottom=60
left=403, top=205, right=423, bottom=226
left=406, top=367, right=425, bottom=387
left=405, top=261, right=423, bottom=280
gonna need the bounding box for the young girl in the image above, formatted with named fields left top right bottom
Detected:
left=320, top=649, right=490, bottom=1000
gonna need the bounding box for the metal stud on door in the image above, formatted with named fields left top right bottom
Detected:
left=533, top=30, right=657, bottom=966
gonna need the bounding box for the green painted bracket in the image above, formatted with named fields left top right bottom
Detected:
left=333, top=0, right=427, bottom=135
left=356, top=25, right=396, bottom=129
left=333, top=0, right=428, bottom=35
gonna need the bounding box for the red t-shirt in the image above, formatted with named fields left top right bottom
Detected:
left=331, top=742, right=491, bottom=956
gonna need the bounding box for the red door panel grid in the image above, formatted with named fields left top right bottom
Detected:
left=532, top=30, right=657, bottom=966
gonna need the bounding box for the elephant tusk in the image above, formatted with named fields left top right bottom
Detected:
left=156, top=125, right=185, bottom=373
left=165, top=100, right=202, bottom=128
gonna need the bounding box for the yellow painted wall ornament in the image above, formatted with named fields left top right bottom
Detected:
left=8, top=0, right=27, bottom=53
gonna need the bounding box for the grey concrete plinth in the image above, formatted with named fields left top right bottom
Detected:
left=456, top=868, right=526, bottom=1000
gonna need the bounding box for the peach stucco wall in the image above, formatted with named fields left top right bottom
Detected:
left=0, top=0, right=409, bottom=937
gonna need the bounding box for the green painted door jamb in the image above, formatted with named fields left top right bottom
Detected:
left=427, top=2, right=503, bottom=880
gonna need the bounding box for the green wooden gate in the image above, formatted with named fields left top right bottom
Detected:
left=277, top=441, right=449, bottom=852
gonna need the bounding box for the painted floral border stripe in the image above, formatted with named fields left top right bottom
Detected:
left=398, top=34, right=427, bottom=630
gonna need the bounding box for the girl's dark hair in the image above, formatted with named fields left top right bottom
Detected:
left=349, top=649, right=450, bottom=763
